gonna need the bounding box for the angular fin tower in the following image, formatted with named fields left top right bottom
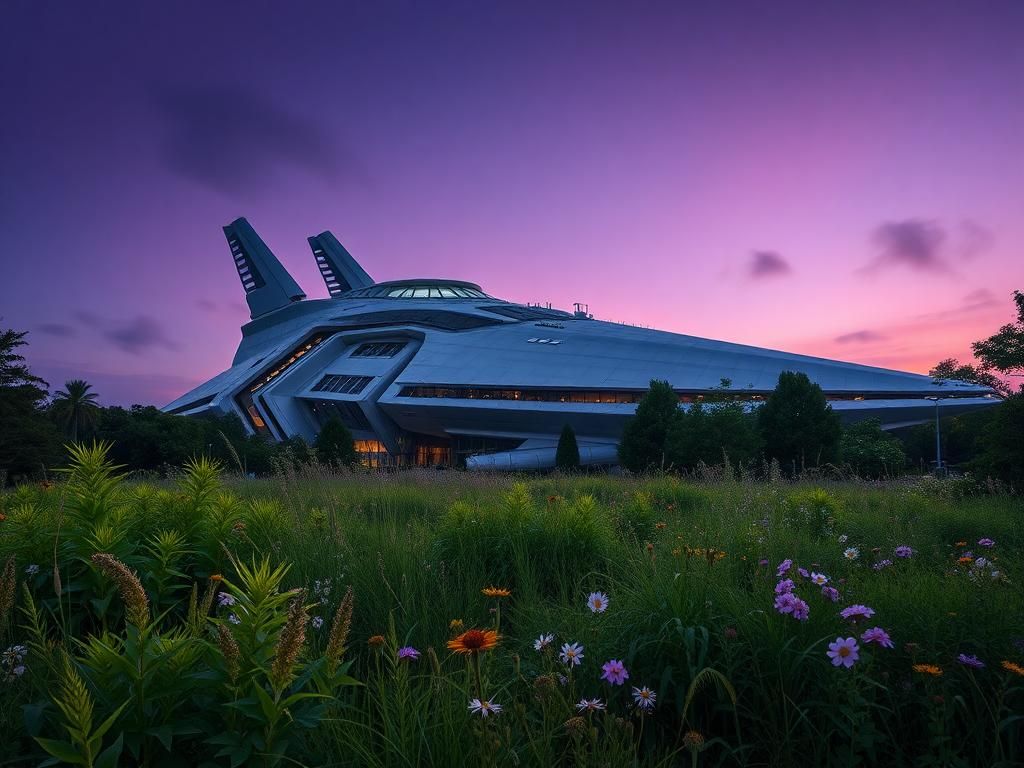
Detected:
left=307, top=231, right=374, bottom=296
left=224, top=217, right=306, bottom=319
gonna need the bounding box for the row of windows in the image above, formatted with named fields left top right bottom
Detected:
left=351, top=341, right=407, bottom=358
left=396, top=386, right=991, bottom=405
left=345, top=284, right=490, bottom=299
left=249, top=335, right=327, bottom=394
left=312, top=374, right=373, bottom=395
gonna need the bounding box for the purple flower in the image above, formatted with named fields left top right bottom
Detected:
left=398, top=646, right=421, bottom=661
left=311, top=616, right=324, bottom=630
left=860, top=627, right=894, bottom=648
left=775, top=593, right=809, bottom=621
left=827, top=637, right=860, bottom=668
left=895, top=545, right=914, bottom=558
left=797, top=567, right=809, bottom=579
left=758, top=558, right=769, bottom=567
left=600, top=659, right=629, bottom=685
left=957, top=653, right=985, bottom=669
left=821, top=586, right=840, bottom=603
left=840, top=604, right=875, bottom=622
left=872, top=559, right=893, bottom=571
left=776, top=559, right=793, bottom=577
left=228, top=613, right=241, bottom=625
left=978, top=538, right=995, bottom=548
left=217, top=592, right=236, bottom=607
left=810, top=572, right=829, bottom=586
left=775, top=579, right=795, bottom=595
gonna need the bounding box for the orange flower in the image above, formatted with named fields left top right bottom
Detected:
left=912, top=663, right=943, bottom=677
left=955, top=541, right=967, bottom=547
left=210, top=574, right=224, bottom=582
left=447, top=628, right=500, bottom=655
left=957, top=556, right=973, bottom=565
left=368, top=634, right=386, bottom=648
left=481, top=586, right=511, bottom=598
left=0, top=514, right=6, bottom=522
left=655, top=522, right=667, bottom=530
left=1002, top=660, right=1024, bottom=677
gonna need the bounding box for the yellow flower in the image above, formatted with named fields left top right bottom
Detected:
left=1001, top=660, right=1024, bottom=677
left=449, top=618, right=464, bottom=632
left=912, top=663, right=943, bottom=677
left=481, top=586, right=512, bottom=598
left=447, top=628, right=500, bottom=655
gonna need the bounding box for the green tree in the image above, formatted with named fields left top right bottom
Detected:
left=758, top=371, right=841, bottom=473
left=840, top=418, right=906, bottom=478
left=315, top=418, right=356, bottom=466
left=0, top=325, right=64, bottom=480
left=51, top=379, right=101, bottom=442
left=555, top=423, right=581, bottom=471
left=665, top=398, right=761, bottom=471
left=972, top=290, right=1024, bottom=378
left=618, top=380, right=680, bottom=472
left=969, top=392, right=1024, bottom=488
left=929, top=358, right=1010, bottom=396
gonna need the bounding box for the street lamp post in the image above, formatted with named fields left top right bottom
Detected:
left=925, top=397, right=942, bottom=474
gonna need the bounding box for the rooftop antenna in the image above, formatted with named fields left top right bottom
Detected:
left=224, top=217, right=305, bottom=319
left=307, top=230, right=374, bottom=296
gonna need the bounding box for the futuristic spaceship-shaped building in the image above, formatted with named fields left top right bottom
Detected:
left=164, top=218, right=999, bottom=469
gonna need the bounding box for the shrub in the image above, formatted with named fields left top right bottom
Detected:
left=618, top=380, right=680, bottom=473
left=555, top=423, right=581, bottom=471
left=758, top=371, right=841, bottom=473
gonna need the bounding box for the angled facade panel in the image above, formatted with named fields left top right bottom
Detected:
left=224, top=217, right=306, bottom=319
left=308, top=231, right=374, bottom=296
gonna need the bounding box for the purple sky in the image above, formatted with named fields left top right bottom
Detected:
left=2, top=1, right=1022, bottom=406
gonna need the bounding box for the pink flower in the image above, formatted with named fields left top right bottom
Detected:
left=860, top=627, right=894, bottom=648
left=840, top=604, right=875, bottom=622
left=827, top=637, right=860, bottom=668
left=600, top=659, right=629, bottom=685
left=775, top=592, right=810, bottom=621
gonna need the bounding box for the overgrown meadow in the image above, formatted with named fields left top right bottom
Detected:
left=1, top=445, right=1022, bottom=767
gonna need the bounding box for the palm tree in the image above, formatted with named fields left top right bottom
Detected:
left=52, top=379, right=100, bottom=443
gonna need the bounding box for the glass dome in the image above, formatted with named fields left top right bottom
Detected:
left=342, top=280, right=492, bottom=299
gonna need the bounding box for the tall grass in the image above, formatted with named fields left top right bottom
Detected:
left=0, top=450, right=1021, bottom=766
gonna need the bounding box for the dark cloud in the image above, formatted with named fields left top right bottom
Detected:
left=74, top=311, right=101, bottom=328
left=835, top=330, right=886, bottom=344
left=864, top=219, right=948, bottom=273
left=37, top=323, right=75, bottom=337
left=958, top=220, right=994, bottom=260
left=103, top=315, right=178, bottom=355
left=748, top=251, right=792, bottom=279
left=155, top=82, right=364, bottom=196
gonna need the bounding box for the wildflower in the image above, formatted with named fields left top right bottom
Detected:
left=758, top=558, right=769, bottom=567
left=978, top=538, right=995, bottom=548
left=270, top=590, right=309, bottom=692
left=559, top=642, right=584, bottom=666
left=655, top=522, right=667, bottom=530
left=955, top=541, right=967, bottom=547
left=776, top=559, right=793, bottom=577
left=843, top=548, right=859, bottom=560
left=957, top=653, right=985, bottom=669
left=210, top=574, right=224, bottom=582
left=311, top=616, right=324, bottom=630
left=975, top=557, right=989, bottom=568
left=217, top=592, right=236, bottom=607
left=587, top=591, right=609, bottom=613
left=228, top=613, right=241, bottom=625
left=468, top=698, right=503, bottom=717
left=838, top=534, right=848, bottom=544
left=11, top=665, right=25, bottom=677
left=872, top=559, right=893, bottom=571
left=632, top=686, right=657, bottom=711
left=448, top=629, right=500, bottom=655
left=601, top=659, right=629, bottom=685
left=724, top=626, right=738, bottom=640
left=827, top=637, right=860, bottom=668
left=861, top=627, right=894, bottom=648
left=1000, top=660, right=1024, bottom=677
left=449, top=619, right=464, bottom=632
left=895, top=545, right=914, bottom=558
left=534, top=633, right=555, bottom=652
left=958, top=556, right=973, bottom=565
left=482, top=586, right=511, bottom=598
left=576, top=698, right=606, bottom=712
left=775, top=579, right=795, bottom=595
left=90, top=553, right=150, bottom=629
left=368, top=634, right=386, bottom=648
left=810, top=572, right=829, bottom=586
left=913, top=664, right=943, bottom=677
left=683, top=730, right=706, bottom=752
left=398, top=646, right=421, bottom=661
left=797, top=567, right=809, bottom=579
left=774, top=593, right=809, bottom=621
left=840, top=604, right=875, bottom=622
left=533, top=674, right=556, bottom=698
left=821, top=586, right=840, bottom=603
left=24, top=564, right=39, bottom=576
left=564, top=715, right=587, bottom=736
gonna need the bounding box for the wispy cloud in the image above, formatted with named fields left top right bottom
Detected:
left=154, top=82, right=366, bottom=197
left=104, top=315, right=178, bottom=355
left=863, top=219, right=948, bottom=273
left=957, top=219, right=994, bottom=260
left=835, top=329, right=886, bottom=344
left=36, top=323, right=75, bottom=337
left=748, top=251, right=792, bottom=279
